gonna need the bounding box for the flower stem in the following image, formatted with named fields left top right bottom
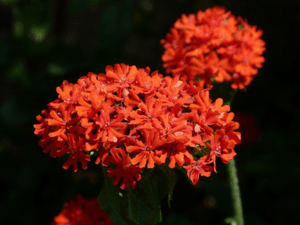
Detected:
left=227, top=158, right=244, bottom=225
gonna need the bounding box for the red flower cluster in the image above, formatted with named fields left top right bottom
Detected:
left=51, top=195, right=114, bottom=225
left=161, top=6, right=266, bottom=90
left=34, top=64, right=240, bottom=188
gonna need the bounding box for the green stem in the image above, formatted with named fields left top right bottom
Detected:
left=227, top=159, right=244, bottom=225
left=222, top=87, right=243, bottom=225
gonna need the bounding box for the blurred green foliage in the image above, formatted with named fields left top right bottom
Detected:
left=0, top=0, right=299, bottom=224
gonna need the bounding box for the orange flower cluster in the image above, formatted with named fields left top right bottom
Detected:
left=51, top=195, right=114, bottom=225
left=34, top=64, right=240, bottom=188
left=161, top=6, right=265, bottom=90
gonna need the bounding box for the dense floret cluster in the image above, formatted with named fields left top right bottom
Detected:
left=161, top=6, right=265, bottom=90
left=34, top=64, right=240, bottom=188
left=51, top=195, right=114, bottom=225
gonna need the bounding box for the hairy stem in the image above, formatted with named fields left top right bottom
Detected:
left=228, top=159, right=244, bottom=225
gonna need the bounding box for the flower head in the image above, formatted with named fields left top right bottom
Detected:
left=161, top=6, right=265, bottom=89
left=34, top=63, right=241, bottom=188
left=51, top=195, right=115, bottom=225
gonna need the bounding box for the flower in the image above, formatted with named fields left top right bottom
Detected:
left=34, top=63, right=241, bottom=187
left=57, top=133, right=91, bottom=172
left=105, top=148, right=143, bottom=190
left=51, top=195, right=115, bottom=225
left=183, top=156, right=213, bottom=185
left=126, top=129, right=165, bottom=169
left=161, top=6, right=265, bottom=89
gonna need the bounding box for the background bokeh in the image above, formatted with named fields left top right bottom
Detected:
left=0, top=0, right=299, bottom=224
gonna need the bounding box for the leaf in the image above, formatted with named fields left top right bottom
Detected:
left=139, top=177, right=162, bottom=222
left=138, top=198, right=153, bottom=225
left=128, top=188, right=139, bottom=224
left=98, top=167, right=135, bottom=225
left=129, top=189, right=154, bottom=225
left=158, top=163, right=177, bottom=208
left=155, top=173, right=169, bottom=202
left=131, top=169, right=159, bottom=224
left=143, top=212, right=159, bottom=225
left=98, top=168, right=120, bottom=211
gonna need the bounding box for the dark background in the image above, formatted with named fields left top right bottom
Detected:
left=0, top=0, right=299, bottom=224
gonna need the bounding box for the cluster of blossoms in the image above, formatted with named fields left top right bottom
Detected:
left=161, top=6, right=266, bottom=90
left=34, top=64, right=241, bottom=189
left=51, top=195, right=114, bottom=225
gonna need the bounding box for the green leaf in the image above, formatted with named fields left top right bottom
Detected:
left=128, top=188, right=153, bottom=225
left=98, top=167, right=136, bottom=225
left=125, top=168, right=159, bottom=224
left=143, top=212, right=159, bottom=225
left=158, top=163, right=177, bottom=208
left=139, top=177, right=162, bottom=222
left=98, top=168, right=120, bottom=211
left=138, top=197, right=153, bottom=225
left=127, top=188, right=139, bottom=224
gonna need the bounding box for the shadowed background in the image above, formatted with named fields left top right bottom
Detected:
left=0, top=0, right=299, bottom=224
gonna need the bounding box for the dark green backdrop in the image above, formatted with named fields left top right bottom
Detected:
left=0, top=0, right=299, bottom=224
